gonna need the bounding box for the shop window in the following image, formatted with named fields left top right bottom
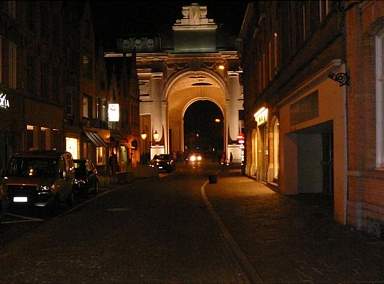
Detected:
left=66, top=137, right=79, bottom=159
left=376, top=30, right=384, bottom=167
left=96, top=147, right=105, bottom=165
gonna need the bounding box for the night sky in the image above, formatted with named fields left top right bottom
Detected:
left=91, top=1, right=248, bottom=42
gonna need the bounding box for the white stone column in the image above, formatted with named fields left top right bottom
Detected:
left=150, top=73, right=165, bottom=158
left=226, top=72, right=243, bottom=163
left=150, top=73, right=164, bottom=142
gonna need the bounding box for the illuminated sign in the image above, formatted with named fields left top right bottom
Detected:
left=254, top=107, right=268, bottom=126
left=0, top=92, right=10, bottom=109
left=237, top=135, right=245, bottom=144
left=108, top=103, right=120, bottom=122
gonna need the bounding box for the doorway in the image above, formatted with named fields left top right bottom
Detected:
left=297, top=121, right=334, bottom=197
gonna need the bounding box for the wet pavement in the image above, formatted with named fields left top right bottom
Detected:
left=206, top=166, right=384, bottom=283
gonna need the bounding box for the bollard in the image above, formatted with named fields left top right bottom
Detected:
left=208, top=174, right=217, bottom=184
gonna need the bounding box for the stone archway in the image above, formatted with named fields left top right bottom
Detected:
left=166, top=70, right=227, bottom=155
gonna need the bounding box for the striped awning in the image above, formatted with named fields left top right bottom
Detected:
left=84, top=131, right=108, bottom=147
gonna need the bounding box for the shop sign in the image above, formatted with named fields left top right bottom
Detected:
left=0, top=92, right=10, bottom=109
left=108, top=103, right=120, bottom=122
left=254, top=107, right=268, bottom=126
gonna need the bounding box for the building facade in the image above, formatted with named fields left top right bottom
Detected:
left=106, top=3, right=244, bottom=162
left=0, top=1, right=69, bottom=171
left=240, top=1, right=348, bottom=224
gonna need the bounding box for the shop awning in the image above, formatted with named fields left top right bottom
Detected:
left=84, top=131, right=108, bottom=147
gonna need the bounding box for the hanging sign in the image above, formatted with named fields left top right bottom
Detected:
left=108, top=103, right=120, bottom=122
left=0, top=92, right=10, bottom=109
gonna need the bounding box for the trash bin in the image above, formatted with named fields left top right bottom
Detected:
left=208, top=174, right=217, bottom=184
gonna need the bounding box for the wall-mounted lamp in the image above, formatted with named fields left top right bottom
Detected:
left=153, top=130, right=160, bottom=141
left=218, top=64, right=225, bottom=71
left=328, top=72, right=349, bottom=87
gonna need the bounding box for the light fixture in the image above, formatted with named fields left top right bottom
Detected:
left=140, top=132, right=147, bottom=140
left=214, top=118, right=221, bottom=123
left=153, top=130, right=160, bottom=141
left=218, top=65, right=225, bottom=70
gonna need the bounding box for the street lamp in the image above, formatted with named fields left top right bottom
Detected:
left=140, top=130, right=148, bottom=164
left=140, top=132, right=147, bottom=140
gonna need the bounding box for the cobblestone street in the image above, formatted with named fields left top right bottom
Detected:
left=207, top=167, right=384, bottom=283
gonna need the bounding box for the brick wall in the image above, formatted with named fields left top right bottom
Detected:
left=347, top=0, right=384, bottom=234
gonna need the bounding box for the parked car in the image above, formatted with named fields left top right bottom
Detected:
left=73, top=159, right=99, bottom=195
left=150, top=154, right=176, bottom=172
left=3, top=150, right=75, bottom=211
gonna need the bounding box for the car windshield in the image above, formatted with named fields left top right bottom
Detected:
left=7, top=157, right=59, bottom=177
left=154, top=154, right=171, bottom=161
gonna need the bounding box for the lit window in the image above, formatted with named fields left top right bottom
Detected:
left=376, top=31, right=384, bottom=167
left=66, top=137, right=79, bottom=159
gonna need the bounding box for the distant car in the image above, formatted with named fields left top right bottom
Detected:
left=186, top=152, right=203, bottom=163
left=73, top=159, right=99, bottom=195
left=3, top=150, right=75, bottom=211
left=150, top=154, right=176, bottom=173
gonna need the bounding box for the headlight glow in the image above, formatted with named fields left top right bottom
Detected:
left=39, top=185, right=52, bottom=192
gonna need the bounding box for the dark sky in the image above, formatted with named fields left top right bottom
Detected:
left=91, top=1, right=248, bottom=42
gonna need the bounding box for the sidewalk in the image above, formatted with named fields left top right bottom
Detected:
left=206, top=167, right=384, bottom=283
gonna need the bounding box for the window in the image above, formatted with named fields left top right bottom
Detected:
left=0, top=36, right=2, bottom=83
left=26, top=56, right=35, bottom=95
left=41, top=63, right=49, bottom=98
left=82, top=55, right=93, bottom=80
left=302, top=4, right=307, bottom=40
left=26, top=125, right=34, bottom=150
left=51, top=129, right=60, bottom=150
left=376, top=31, right=384, bottom=167
left=319, top=0, right=330, bottom=22
left=273, top=32, right=279, bottom=73
left=65, top=88, right=73, bottom=117
left=40, top=127, right=47, bottom=150
left=96, top=147, right=105, bottom=165
left=8, top=1, right=16, bottom=18
left=9, top=41, right=17, bottom=89
left=82, top=95, right=90, bottom=118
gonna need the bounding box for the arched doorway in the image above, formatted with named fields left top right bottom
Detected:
left=183, top=100, right=224, bottom=161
